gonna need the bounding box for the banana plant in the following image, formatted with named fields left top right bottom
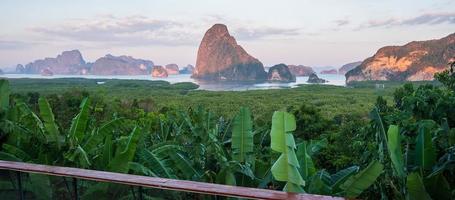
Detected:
left=384, top=123, right=453, bottom=200
left=270, top=111, right=305, bottom=193
left=295, top=137, right=381, bottom=197
left=64, top=97, right=94, bottom=168
left=407, top=172, right=431, bottom=200
left=133, top=144, right=196, bottom=179
left=304, top=149, right=382, bottom=197
left=386, top=125, right=405, bottom=178
left=339, top=160, right=384, bottom=198
left=107, top=126, right=141, bottom=173
left=38, top=97, right=62, bottom=150
left=415, top=120, right=436, bottom=170
left=218, top=107, right=257, bottom=187
left=296, top=141, right=316, bottom=181
left=269, top=110, right=383, bottom=197
left=68, top=97, right=91, bottom=148
left=231, top=107, right=253, bottom=164
left=77, top=118, right=144, bottom=199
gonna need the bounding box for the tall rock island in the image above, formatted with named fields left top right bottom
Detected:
left=192, top=24, right=267, bottom=81
left=346, top=33, right=455, bottom=83
left=267, top=64, right=296, bottom=82
left=151, top=65, right=168, bottom=78
left=165, top=64, right=180, bottom=75
left=91, top=54, right=154, bottom=75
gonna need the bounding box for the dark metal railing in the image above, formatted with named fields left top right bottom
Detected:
left=0, top=160, right=343, bottom=200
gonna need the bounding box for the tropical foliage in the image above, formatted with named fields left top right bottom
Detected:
left=360, top=63, right=455, bottom=199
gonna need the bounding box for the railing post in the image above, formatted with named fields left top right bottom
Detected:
left=72, top=177, right=79, bottom=200
left=16, top=171, right=24, bottom=200
left=139, top=186, right=143, bottom=200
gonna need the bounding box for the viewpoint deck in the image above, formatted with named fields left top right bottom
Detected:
left=0, top=160, right=343, bottom=200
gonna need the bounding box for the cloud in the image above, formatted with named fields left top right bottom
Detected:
left=334, top=19, right=350, bottom=27
left=233, top=27, right=301, bottom=40
left=364, top=18, right=398, bottom=28
left=199, top=15, right=302, bottom=40
left=30, top=15, right=199, bottom=47
left=402, top=13, right=455, bottom=25
left=28, top=15, right=303, bottom=47
left=361, top=12, right=455, bottom=28
left=0, top=40, right=34, bottom=50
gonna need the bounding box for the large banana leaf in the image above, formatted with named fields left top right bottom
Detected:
left=407, top=172, right=431, bottom=200
left=107, top=126, right=141, bottom=173
left=99, top=134, right=113, bottom=169
left=424, top=173, right=451, bottom=200
left=270, top=111, right=304, bottom=193
left=128, top=161, right=157, bottom=177
left=1, top=143, right=31, bottom=161
left=307, top=170, right=332, bottom=195
left=69, top=97, right=90, bottom=146
left=66, top=145, right=91, bottom=168
left=370, top=107, right=387, bottom=161
left=415, top=120, right=436, bottom=170
left=169, top=151, right=200, bottom=179
left=330, top=166, right=359, bottom=193
left=83, top=118, right=123, bottom=154
left=140, top=149, right=175, bottom=178
left=16, top=102, right=47, bottom=142
left=231, top=107, right=253, bottom=163
left=151, top=144, right=199, bottom=179
left=386, top=125, right=405, bottom=178
left=340, top=160, right=383, bottom=198
left=296, top=141, right=316, bottom=181
left=38, top=97, right=61, bottom=149
left=271, top=111, right=296, bottom=152
left=0, top=79, right=9, bottom=112
left=254, top=158, right=271, bottom=180
left=0, top=151, right=22, bottom=161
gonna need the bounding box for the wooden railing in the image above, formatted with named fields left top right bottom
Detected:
left=0, top=160, right=343, bottom=200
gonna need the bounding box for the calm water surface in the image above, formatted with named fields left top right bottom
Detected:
left=0, top=74, right=346, bottom=91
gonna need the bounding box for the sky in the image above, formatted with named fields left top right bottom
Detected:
left=0, top=0, right=454, bottom=69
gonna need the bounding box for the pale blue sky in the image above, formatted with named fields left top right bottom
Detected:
left=0, top=0, right=454, bottom=68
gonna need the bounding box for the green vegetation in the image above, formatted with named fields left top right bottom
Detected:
left=270, top=111, right=305, bottom=193
left=6, top=78, right=392, bottom=124
left=0, top=62, right=454, bottom=199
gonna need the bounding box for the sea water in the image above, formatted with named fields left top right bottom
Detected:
left=0, top=73, right=346, bottom=91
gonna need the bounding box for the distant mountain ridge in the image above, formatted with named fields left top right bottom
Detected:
left=346, top=33, right=455, bottom=83
left=91, top=54, right=154, bottom=75
left=17, top=50, right=88, bottom=75
left=14, top=50, right=158, bottom=76
left=320, top=69, right=338, bottom=75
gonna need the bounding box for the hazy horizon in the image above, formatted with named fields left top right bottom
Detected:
left=1, top=0, right=454, bottom=69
